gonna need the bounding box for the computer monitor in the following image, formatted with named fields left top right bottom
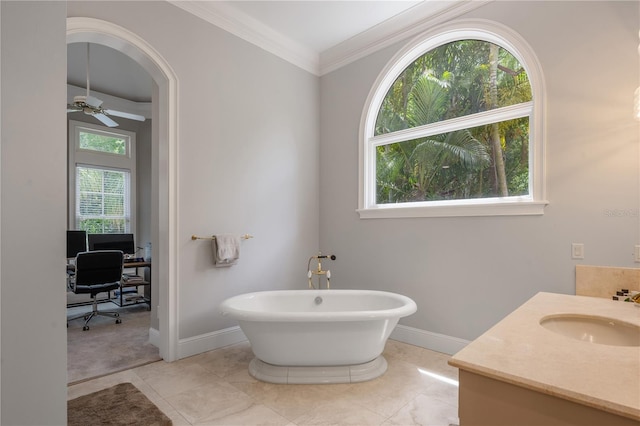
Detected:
left=87, top=233, right=135, bottom=255
left=67, top=230, right=87, bottom=259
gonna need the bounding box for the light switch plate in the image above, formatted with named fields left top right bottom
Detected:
left=571, top=243, right=584, bottom=259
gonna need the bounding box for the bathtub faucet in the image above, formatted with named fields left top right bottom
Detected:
left=307, top=252, right=336, bottom=289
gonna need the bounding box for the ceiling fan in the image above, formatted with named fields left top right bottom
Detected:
left=67, top=43, right=145, bottom=128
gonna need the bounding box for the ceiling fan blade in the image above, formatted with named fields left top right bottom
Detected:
left=93, top=113, right=119, bottom=128
left=67, top=105, right=82, bottom=113
left=85, top=95, right=103, bottom=108
left=104, top=109, right=146, bottom=122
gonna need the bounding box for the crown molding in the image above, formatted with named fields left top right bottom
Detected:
left=168, top=0, right=319, bottom=75
left=168, top=0, right=492, bottom=77
left=319, top=1, right=492, bottom=75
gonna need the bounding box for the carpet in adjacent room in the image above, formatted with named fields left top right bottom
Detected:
left=67, top=303, right=161, bottom=384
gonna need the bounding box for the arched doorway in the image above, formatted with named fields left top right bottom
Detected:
left=67, top=17, right=178, bottom=361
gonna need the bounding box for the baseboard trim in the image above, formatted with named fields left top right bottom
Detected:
left=148, top=327, right=160, bottom=348
left=178, top=326, right=247, bottom=359
left=173, top=324, right=468, bottom=360
left=390, top=324, right=470, bottom=355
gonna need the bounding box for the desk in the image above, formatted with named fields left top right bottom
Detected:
left=66, top=260, right=151, bottom=310
left=117, top=261, right=151, bottom=309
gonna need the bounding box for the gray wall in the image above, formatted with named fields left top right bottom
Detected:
left=66, top=1, right=321, bottom=339
left=319, top=1, right=639, bottom=341
left=1, top=1, right=68, bottom=424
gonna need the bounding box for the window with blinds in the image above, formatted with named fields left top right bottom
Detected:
left=68, top=120, right=137, bottom=234
left=76, top=166, right=130, bottom=233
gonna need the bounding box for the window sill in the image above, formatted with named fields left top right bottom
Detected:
left=357, top=199, right=549, bottom=219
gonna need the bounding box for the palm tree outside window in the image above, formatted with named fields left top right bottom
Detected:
left=359, top=21, right=547, bottom=218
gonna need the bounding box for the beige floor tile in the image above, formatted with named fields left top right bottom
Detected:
left=189, top=341, right=255, bottom=378
left=139, top=361, right=223, bottom=399
left=418, top=379, right=458, bottom=407
left=417, top=353, right=459, bottom=381
left=292, top=399, right=386, bottom=426
left=392, top=358, right=451, bottom=392
left=385, top=341, right=457, bottom=380
left=68, top=340, right=461, bottom=426
left=132, top=358, right=185, bottom=380
left=195, top=402, right=291, bottom=426
left=232, top=381, right=351, bottom=421
left=341, top=388, right=415, bottom=420
left=164, top=381, right=254, bottom=424
left=382, top=393, right=459, bottom=426
left=123, top=376, right=188, bottom=422
left=384, top=340, right=426, bottom=362
left=339, top=364, right=424, bottom=418
left=226, top=364, right=260, bottom=385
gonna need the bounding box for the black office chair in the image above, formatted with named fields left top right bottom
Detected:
left=66, top=230, right=87, bottom=288
left=67, top=250, right=124, bottom=331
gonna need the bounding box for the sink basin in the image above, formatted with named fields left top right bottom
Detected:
left=540, top=314, right=640, bottom=347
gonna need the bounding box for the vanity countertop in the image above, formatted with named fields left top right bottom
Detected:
left=449, top=292, right=640, bottom=421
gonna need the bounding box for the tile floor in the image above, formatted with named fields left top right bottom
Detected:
left=67, top=340, right=460, bottom=425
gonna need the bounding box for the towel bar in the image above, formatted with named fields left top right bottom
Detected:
left=191, top=234, right=253, bottom=241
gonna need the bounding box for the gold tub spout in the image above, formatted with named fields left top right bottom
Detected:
left=307, top=252, right=336, bottom=289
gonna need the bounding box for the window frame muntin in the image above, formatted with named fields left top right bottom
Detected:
left=358, top=19, right=547, bottom=218
left=371, top=102, right=532, bottom=148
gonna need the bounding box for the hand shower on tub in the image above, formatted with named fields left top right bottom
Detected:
left=307, top=253, right=336, bottom=289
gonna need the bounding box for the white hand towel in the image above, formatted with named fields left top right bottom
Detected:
left=212, top=234, right=241, bottom=267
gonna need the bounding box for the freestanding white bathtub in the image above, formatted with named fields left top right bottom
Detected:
left=220, top=289, right=417, bottom=384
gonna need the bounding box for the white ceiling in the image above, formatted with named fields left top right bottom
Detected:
left=67, top=42, right=153, bottom=103
left=67, top=0, right=483, bottom=103
left=223, top=1, right=423, bottom=53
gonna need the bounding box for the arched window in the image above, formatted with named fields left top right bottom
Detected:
left=359, top=20, right=547, bottom=218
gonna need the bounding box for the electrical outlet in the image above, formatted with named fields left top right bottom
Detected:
left=635, top=245, right=640, bottom=263
left=571, top=243, right=584, bottom=259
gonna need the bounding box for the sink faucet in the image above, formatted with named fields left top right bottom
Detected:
left=307, top=253, right=336, bottom=289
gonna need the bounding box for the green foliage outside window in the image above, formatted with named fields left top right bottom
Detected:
left=374, top=40, right=531, bottom=204
left=79, top=131, right=126, bottom=155
left=77, top=166, right=128, bottom=234
left=79, top=219, right=126, bottom=234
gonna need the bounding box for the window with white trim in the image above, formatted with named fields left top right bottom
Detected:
left=359, top=20, right=547, bottom=218
left=68, top=120, right=136, bottom=234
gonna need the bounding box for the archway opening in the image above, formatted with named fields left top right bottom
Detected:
left=67, top=17, right=178, bottom=361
